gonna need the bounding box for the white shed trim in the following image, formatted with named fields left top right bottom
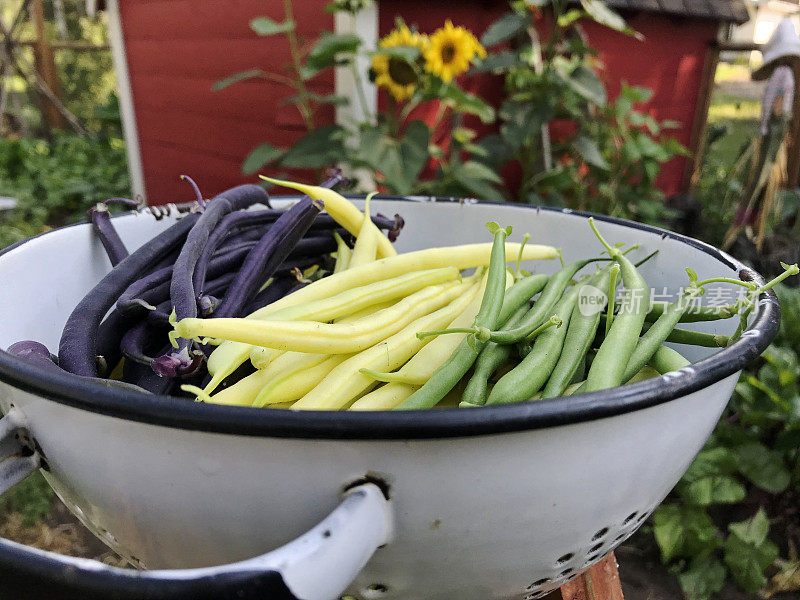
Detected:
left=89, top=0, right=146, bottom=200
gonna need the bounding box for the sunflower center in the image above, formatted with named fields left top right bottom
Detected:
left=388, top=57, right=418, bottom=86
left=440, top=42, right=456, bottom=64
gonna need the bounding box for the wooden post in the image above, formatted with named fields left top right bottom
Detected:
left=30, top=0, right=66, bottom=129
left=786, top=57, right=800, bottom=188
left=686, top=43, right=721, bottom=192
left=559, top=552, right=625, bottom=600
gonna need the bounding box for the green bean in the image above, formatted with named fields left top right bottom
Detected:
left=621, top=285, right=704, bottom=381
left=542, top=265, right=616, bottom=399
left=485, top=284, right=579, bottom=405
left=393, top=222, right=512, bottom=410
left=648, top=345, right=690, bottom=374
left=604, top=264, right=619, bottom=337
left=645, top=302, right=735, bottom=323
left=499, top=274, right=549, bottom=322
left=479, top=258, right=602, bottom=345
left=584, top=218, right=650, bottom=392
left=664, top=327, right=729, bottom=348
left=461, top=306, right=558, bottom=407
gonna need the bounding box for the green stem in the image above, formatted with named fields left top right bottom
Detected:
left=756, top=263, right=800, bottom=293
left=515, top=233, right=531, bottom=280
left=605, top=263, right=620, bottom=337
left=695, top=277, right=756, bottom=290
left=416, top=328, right=477, bottom=340
left=351, top=59, right=373, bottom=123
left=283, top=0, right=314, bottom=132
left=523, top=315, right=563, bottom=342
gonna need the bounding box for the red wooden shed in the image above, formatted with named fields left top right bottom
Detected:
left=90, top=0, right=749, bottom=204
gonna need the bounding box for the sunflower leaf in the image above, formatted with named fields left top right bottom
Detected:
left=553, top=58, right=606, bottom=106
left=280, top=125, right=347, bottom=168
left=579, top=0, right=642, bottom=39
left=212, top=69, right=264, bottom=91
left=242, top=143, right=285, bottom=175
left=572, top=135, right=609, bottom=169
left=481, top=12, right=528, bottom=47
left=301, top=33, right=362, bottom=79
left=250, top=17, right=295, bottom=36
left=469, top=50, right=519, bottom=74
left=434, top=81, right=496, bottom=124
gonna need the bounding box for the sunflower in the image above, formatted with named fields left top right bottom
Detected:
left=371, top=24, right=429, bottom=101
left=423, top=20, right=486, bottom=83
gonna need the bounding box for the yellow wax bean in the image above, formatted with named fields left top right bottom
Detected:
left=349, top=383, right=419, bottom=411
left=261, top=177, right=396, bottom=258
left=254, top=354, right=352, bottom=407
left=194, top=352, right=330, bottom=406
left=266, top=401, right=296, bottom=409
left=292, top=280, right=482, bottom=410
left=332, top=231, right=351, bottom=274
left=349, top=192, right=379, bottom=269
left=206, top=241, right=557, bottom=391
left=249, top=299, right=398, bottom=369
left=337, top=299, right=397, bottom=322
left=250, top=347, right=282, bottom=370
left=360, top=269, right=505, bottom=386
left=179, top=280, right=467, bottom=354
left=205, top=267, right=460, bottom=391
left=245, top=242, right=554, bottom=320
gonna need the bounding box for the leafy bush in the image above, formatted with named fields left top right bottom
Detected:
left=651, top=283, right=800, bottom=599
left=219, top=0, right=684, bottom=224
left=471, top=1, right=685, bottom=223
left=0, top=131, right=131, bottom=248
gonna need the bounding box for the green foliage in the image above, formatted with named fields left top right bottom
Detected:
left=2, top=1, right=119, bottom=135
left=0, top=471, right=54, bottom=527
left=477, top=2, right=685, bottom=223
left=221, top=0, right=681, bottom=214
left=0, top=132, right=131, bottom=248
left=651, top=283, right=800, bottom=599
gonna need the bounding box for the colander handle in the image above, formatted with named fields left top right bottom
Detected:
left=0, top=411, right=393, bottom=600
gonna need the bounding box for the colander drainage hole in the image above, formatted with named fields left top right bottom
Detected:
left=589, top=542, right=604, bottom=553
left=591, top=527, right=609, bottom=541
left=555, top=552, right=574, bottom=565
left=360, top=583, right=389, bottom=599
left=558, top=568, right=574, bottom=578
left=622, top=512, right=639, bottom=525
left=526, top=578, right=551, bottom=590
left=525, top=592, right=549, bottom=600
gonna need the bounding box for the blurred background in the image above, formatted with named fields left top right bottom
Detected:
left=2, top=1, right=800, bottom=599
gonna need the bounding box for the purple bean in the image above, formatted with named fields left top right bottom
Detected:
left=9, top=340, right=149, bottom=393
left=58, top=211, right=201, bottom=377
left=242, top=275, right=297, bottom=314
left=120, top=320, right=165, bottom=365
left=180, top=174, right=206, bottom=209
left=122, top=354, right=179, bottom=395
left=150, top=186, right=268, bottom=378
left=118, top=234, right=335, bottom=316
left=96, top=309, right=137, bottom=376
left=149, top=272, right=237, bottom=324
left=7, top=341, right=60, bottom=371
left=191, top=174, right=342, bottom=304
left=89, top=204, right=129, bottom=267
left=212, top=198, right=323, bottom=319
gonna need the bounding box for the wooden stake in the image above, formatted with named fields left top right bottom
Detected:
left=31, top=0, right=66, bottom=129
left=560, top=552, right=624, bottom=600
